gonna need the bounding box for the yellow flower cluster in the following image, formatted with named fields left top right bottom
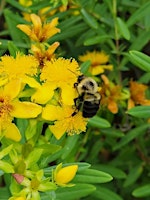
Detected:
left=0, top=14, right=88, bottom=141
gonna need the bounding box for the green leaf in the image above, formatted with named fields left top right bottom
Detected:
left=38, top=144, right=61, bottom=155
left=129, top=30, right=150, bottom=51
left=7, top=41, right=20, bottom=57
left=129, top=50, right=150, bottom=72
left=93, top=164, right=126, bottom=179
left=116, top=17, right=130, bottom=40
left=25, top=119, right=37, bottom=140
left=25, top=148, right=43, bottom=168
left=61, top=134, right=79, bottom=160
left=88, top=116, right=111, bottom=128
left=0, top=187, right=10, bottom=200
left=0, top=161, right=14, bottom=173
left=55, top=183, right=96, bottom=200
left=73, top=169, right=113, bottom=184
left=101, top=127, right=124, bottom=138
left=113, top=124, right=150, bottom=151
left=0, top=144, right=13, bottom=159
left=127, top=1, right=150, bottom=26
left=84, top=35, right=111, bottom=46
left=123, top=164, right=143, bottom=187
left=127, top=106, right=150, bottom=118
left=132, top=184, right=150, bottom=197
left=80, top=60, right=91, bottom=74
left=4, top=9, right=29, bottom=44
left=92, top=186, right=123, bottom=200
left=81, top=8, right=98, bottom=29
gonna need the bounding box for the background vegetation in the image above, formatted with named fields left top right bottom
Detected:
left=0, top=0, right=150, bottom=200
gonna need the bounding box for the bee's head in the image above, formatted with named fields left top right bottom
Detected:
left=78, top=77, right=98, bottom=94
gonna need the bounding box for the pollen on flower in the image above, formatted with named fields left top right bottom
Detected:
left=0, top=95, right=13, bottom=129
left=0, top=53, right=38, bottom=81
left=48, top=105, right=88, bottom=139
left=40, top=57, right=81, bottom=85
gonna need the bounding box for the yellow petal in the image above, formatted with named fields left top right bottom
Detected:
left=108, top=101, right=118, bottom=114
left=15, top=197, right=26, bottom=200
left=0, top=77, right=8, bottom=87
left=30, top=14, right=42, bottom=32
left=90, top=65, right=104, bottom=75
left=55, top=165, right=78, bottom=185
left=128, top=99, right=135, bottom=110
left=61, top=85, right=77, bottom=105
left=11, top=101, right=42, bottom=118
left=31, top=84, right=55, bottom=104
left=49, top=121, right=67, bottom=140
left=4, top=79, right=22, bottom=99
left=23, top=76, right=40, bottom=88
left=17, top=24, right=31, bottom=36
left=42, top=105, right=63, bottom=121
left=5, top=123, right=21, bottom=141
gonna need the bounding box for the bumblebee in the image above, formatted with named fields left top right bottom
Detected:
left=73, top=75, right=101, bottom=118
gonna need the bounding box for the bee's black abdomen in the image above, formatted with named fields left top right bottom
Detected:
left=82, top=101, right=99, bottom=118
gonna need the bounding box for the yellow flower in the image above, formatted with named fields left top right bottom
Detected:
left=78, top=51, right=113, bottom=75
left=31, top=42, right=60, bottom=67
left=19, top=0, right=32, bottom=7
left=9, top=196, right=26, bottom=200
left=0, top=53, right=38, bottom=86
left=54, top=163, right=78, bottom=186
left=0, top=80, right=42, bottom=141
left=17, top=14, right=60, bottom=42
left=42, top=105, right=87, bottom=139
left=100, top=75, right=123, bottom=114
left=32, top=57, right=81, bottom=105
left=128, top=81, right=150, bottom=109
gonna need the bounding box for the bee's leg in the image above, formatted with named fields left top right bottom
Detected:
left=71, top=97, right=82, bottom=117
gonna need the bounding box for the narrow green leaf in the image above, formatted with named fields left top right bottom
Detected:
left=129, top=50, right=150, bottom=72
left=0, top=188, right=10, bottom=200
left=0, top=144, right=13, bottom=159
left=81, top=8, right=98, bottom=29
left=0, top=161, right=14, bottom=173
left=41, top=184, right=95, bottom=200
left=80, top=60, right=91, bottom=73
left=73, top=169, right=113, bottom=184
left=4, top=9, right=29, bottom=44
left=124, top=164, right=143, bottom=187
left=55, top=184, right=96, bottom=200
left=7, top=41, right=20, bottom=57
left=84, top=35, right=111, bottom=46
left=25, top=148, right=43, bottom=168
left=38, top=144, right=61, bottom=155
left=129, top=30, right=150, bottom=51
left=127, top=1, right=150, bottom=26
left=61, top=134, right=79, bottom=159
left=113, top=124, right=150, bottom=151
left=127, top=106, right=150, bottom=118
left=92, top=186, right=123, bottom=200
left=93, top=164, right=126, bottom=179
left=101, top=127, right=124, bottom=138
left=116, top=17, right=130, bottom=40
left=88, top=116, right=111, bottom=128
left=132, top=184, right=150, bottom=197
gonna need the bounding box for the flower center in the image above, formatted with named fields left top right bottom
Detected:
left=0, top=96, right=13, bottom=124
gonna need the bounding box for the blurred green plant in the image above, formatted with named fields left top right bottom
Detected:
left=0, top=0, right=150, bottom=200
